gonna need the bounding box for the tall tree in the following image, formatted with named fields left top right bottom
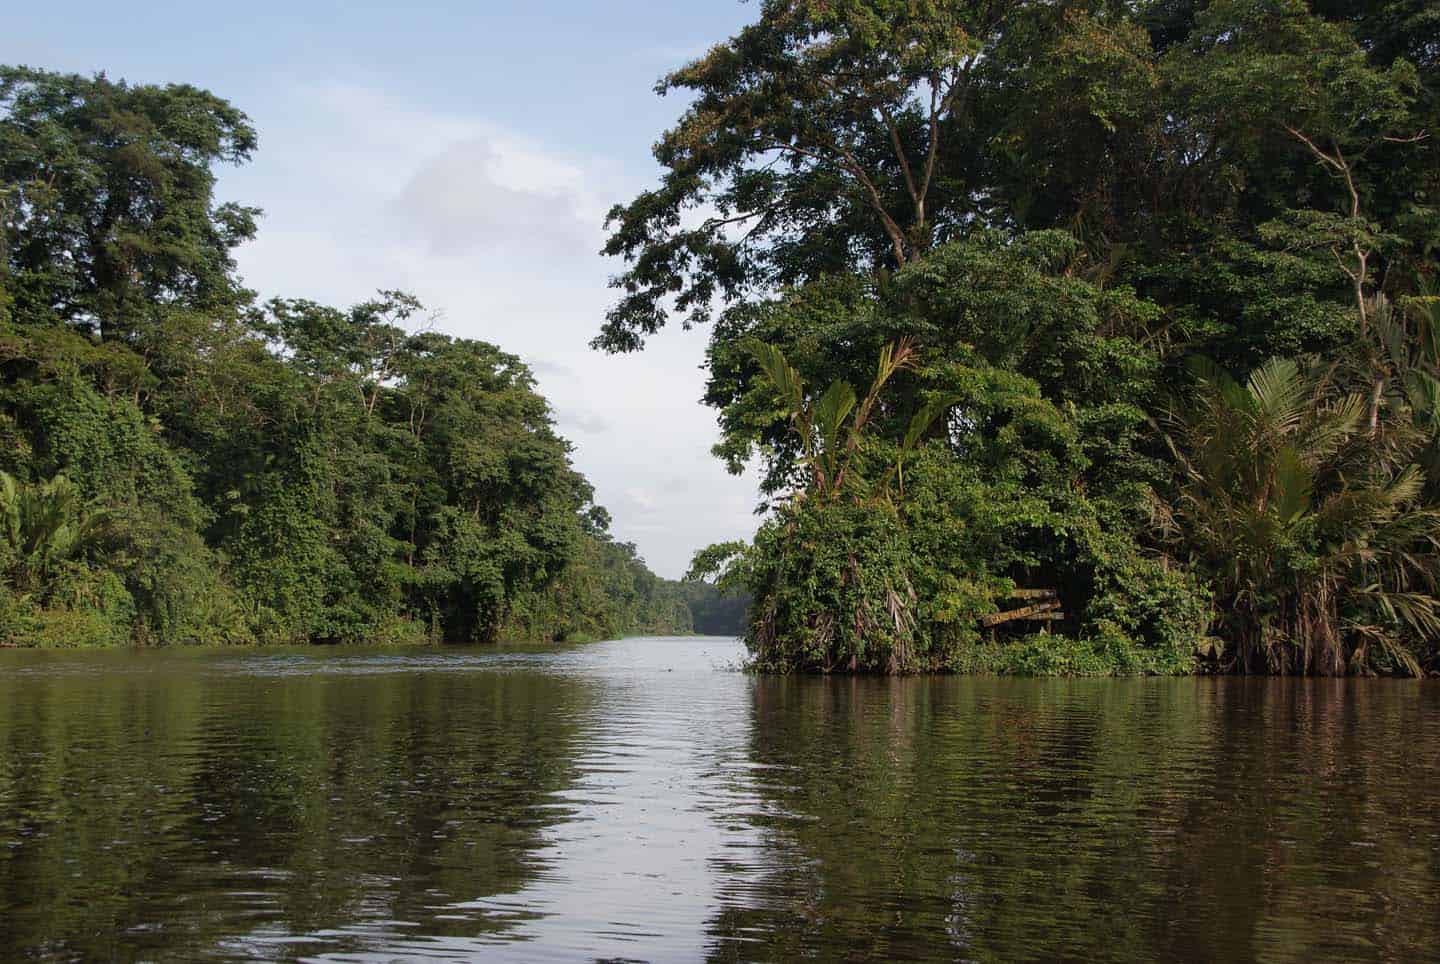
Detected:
left=0, top=67, right=258, bottom=340
left=598, top=0, right=1015, bottom=351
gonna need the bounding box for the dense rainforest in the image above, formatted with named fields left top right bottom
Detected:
left=0, top=65, right=742, bottom=647
left=610, top=0, right=1440, bottom=676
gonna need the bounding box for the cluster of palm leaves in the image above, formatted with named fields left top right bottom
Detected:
left=1154, top=323, right=1440, bottom=675
left=747, top=337, right=952, bottom=500
left=0, top=471, right=102, bottom=600
left=1366, top=289, right=1440, bottom=490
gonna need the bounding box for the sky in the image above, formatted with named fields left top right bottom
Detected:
left=4, top=1, right=762, bottom=579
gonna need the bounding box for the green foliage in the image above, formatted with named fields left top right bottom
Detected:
left=0, top=470, right=99, bottom=594
left=620, top=0, right=1439, bottom=676
left=16, top=379, right=204, bottom=528
left=501, top=532, right=694, bottom=643
left=0, top=471, right=133, bottom=647
left=0, top=66, right=687, bottom=649
left=726, top=497, right=916, bottom=672
left=678, top=578, right=749, bottom=636
left=0, top=66, right=257, bottom=338
left=701, top=336, right=1207, bottom=675
left=1155, top=355, right=1440, bottom=675
left=596, top=0, right=1008, bottom=350
left=745, top=336, right=936, bottom=499
left=707, top=231, right=1168, bottom=498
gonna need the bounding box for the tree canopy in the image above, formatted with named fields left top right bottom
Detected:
left=0, top=67, right=712, bottom=647
left=619, top=0, right=1440, bottom=675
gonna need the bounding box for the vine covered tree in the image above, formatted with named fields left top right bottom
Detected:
left=617, top=0, right=1440, bottom=675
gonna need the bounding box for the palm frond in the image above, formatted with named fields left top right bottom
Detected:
left=747, top=340, right=806, bottom=417
left=1272, top=444, right=1312, bottom=524
left=814, top=379, right=857, bottom=477
left=1247, top=357, right=1307, bottom=430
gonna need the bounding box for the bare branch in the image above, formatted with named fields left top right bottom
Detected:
left=832, top=142, right=911, bottom=265
left=1286, top=125, right=1372, bottom=333
left=1284, top=125, right=1345, bottom=174
left=879, top=104, right=920, bottom=207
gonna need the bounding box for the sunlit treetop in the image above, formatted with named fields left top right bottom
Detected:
left=0, top=66, right=259, bottom=340
left=597, top=0, right=1022, bottom=352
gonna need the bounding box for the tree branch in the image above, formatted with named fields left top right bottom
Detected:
left=880, top=105, right=920, bottom=207
left=832, top=142, right=911, bottom=265
left=1286, top=125, right=1372, bottom=334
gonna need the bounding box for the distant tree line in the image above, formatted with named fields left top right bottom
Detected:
left=0, top=65, right=729, bottom=647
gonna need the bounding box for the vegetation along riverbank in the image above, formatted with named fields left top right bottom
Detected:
left=611, top=0, right=1440, bottom=677
left=5, top=1, right=1440, bottom=677
left=0, top=66, right=743, bottom=648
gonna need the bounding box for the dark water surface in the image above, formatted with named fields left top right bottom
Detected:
left=1, top=637, right=1437, bottom=962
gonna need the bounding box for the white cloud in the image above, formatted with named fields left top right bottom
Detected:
left=623, top=488, right=658, bottom=513
left=556, top=411, right=611, bottom=435
left=526, top=358, right=577, bottom=379
left=388, top=138, right=591, bottom=256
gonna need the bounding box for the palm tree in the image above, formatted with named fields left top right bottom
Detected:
left=1363, top=287, right=1440, bottom=488
left=1154, top=357, right=1440, bottom=676
left=0, top=471, right=103, bottom=597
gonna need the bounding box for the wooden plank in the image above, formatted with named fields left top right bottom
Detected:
left=980, top=600, right=1062, bottom=628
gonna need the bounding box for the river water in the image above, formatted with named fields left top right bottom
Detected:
left=0, top=636, right=1437, bottom=961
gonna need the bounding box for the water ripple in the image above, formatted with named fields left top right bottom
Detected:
left=0, top=640, right=1436, bottom=961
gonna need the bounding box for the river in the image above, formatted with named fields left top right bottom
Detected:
left=0, top=636, right=1436, bottom=961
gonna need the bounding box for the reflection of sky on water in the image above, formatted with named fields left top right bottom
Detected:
left=402, top=648, right=760, bottom=960
left=3, top=640, right=1439, bottom=962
